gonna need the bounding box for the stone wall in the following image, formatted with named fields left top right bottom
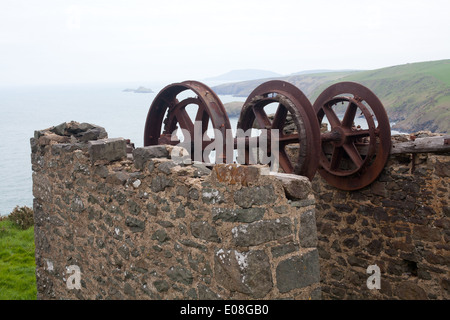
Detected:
left=312, top=140, right=450, bottom=300
left=31, top=121, right=320, bottom=300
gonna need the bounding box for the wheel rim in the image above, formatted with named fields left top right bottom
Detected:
left=237, top=80, right=321, bottom=180
left=144, top=80, right=231, bottom=163
left=313, top=82, right=391, bottom=190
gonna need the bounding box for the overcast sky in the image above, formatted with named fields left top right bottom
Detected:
left=1, top=0, right=449, bottom=86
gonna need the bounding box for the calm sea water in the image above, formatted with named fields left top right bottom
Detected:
left=0, top=81, right=402, bottom=216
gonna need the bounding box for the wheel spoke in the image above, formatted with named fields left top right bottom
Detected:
left=195, top=105, right=210, bottom=138
left=330, top=146, right=344, bottom=170
left=175, top=108, right=194, bottom=136
left=278, top=133, right=300, bottom=145
left=341, top=101, right=358, bottom=128
left=346, top=129, right=371, bottom=138
left=253, top=107, right=272, bottom=129
left=343, top=143, right=364, bottom=168
left=278, top=148, right=294, bottom=173
left=272, top=103, right=288, bottom=130
left=322, top=104, right=341, bottom=128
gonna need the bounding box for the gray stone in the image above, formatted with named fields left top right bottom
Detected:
left=175, top=205, right=185, bottom=218
left=289, top=199, right=316, bottom=207
left=233, top=185, right=277, bottom=208
left=151, top=175, right=174, bottom=192
left=197, top=284, right=221, bottom=300
left=166, top=266, right=193, bottom=285
left=158, top=161, right=177, bottom=174
left=299, top=209, right=318, bottom=248
left=125, top=216, right=145, bottom=232
left=153, top=280, right=169, bottom=292
left=202, top=188, right=225, bottom=204
left=151, top=229, right=170, bottom=243
left=179, top=239, right=207, bottom=252
left=193, top=163, right=212, bottom=177
left=157, top=220, right=175, bottom=228
left=276, top=249, right=320, bottom=293
left=77, top=127, right=107, bottom=142
left=88, top=138, right=127, bottom=163
left=271, top=243, right=299, bottom=258
left=395, top=282, right=427, bottom=300
left=147, top=203, right=158, bottom=216
left=117, top=245, right=130, bottom=260
left=232, top=217, right=292, bottom=247
left=106, top=171, right=129, bottom=186
left=270, top=172, right=312, bottom=200
left=132, top=146, right=169, bottom=169
left=30, top=137, right=38, bottom=153
left=273, top=205, right=288, bottom=214
left=176, top=185, right=189, bottom=197
left=51, top=122, right=67, bottom=136
left=71, top=195, right=85, bottom=213
left=78, top=122, right=96, bottom=131
left=190, top=221, right=221, bottom=243
left=93, top=165, right=109, bottom=178
left=212, top=207, right=265, bottom=223
left=214, top=249, right=273, bottom=298
left=124, top=283, right=135, bottom=297
left=188, top=188, right=200, bottom=200
left=128, top=200, right=140, bottom=216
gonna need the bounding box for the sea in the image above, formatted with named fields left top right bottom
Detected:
left=0, top=80, right=403, bottom=216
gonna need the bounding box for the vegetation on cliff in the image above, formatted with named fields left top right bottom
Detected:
left=0, top=206, right=36, bottom=300
left=213, top=60, right=450, bottom=133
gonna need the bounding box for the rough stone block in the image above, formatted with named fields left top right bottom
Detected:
left=157, top=160, right=177, bottom=174
left=232, top=217, right=292, bottom=247
left=276, top=249, right=320, bottom=293
left=190, top=221, right=221, bottom=243
left=202, top=188, right=225, bottom=204
left=51, top=121, right=108, bottom=141
left=212, top=207, right=266, bottom=223
left=299, top=209, right=318, bottom=248
left=132, top=146, right=170, bottom=169
left=88, top=138, right=127, bottom=163
left=233, top=185, right=277, bottom=208
left=166, top=266, right=193, bottom=285
left=125, top=216, right=145, bottom=232
left=270, top=172, right=312, bottom=200
left=150, top=175, right=174, bottom=192
left=214, top=248, right=273, bottom=298
left=212, top=164, right=265, bottom=186
left=77, top=127, right=108, bottom=142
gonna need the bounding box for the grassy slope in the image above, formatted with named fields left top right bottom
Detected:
left=336, top=60, right=450, bottom=133
left=310, top=60, right=450, bottom=133
left=0, top=219, right=36, bottom=300
left=212, top=71, right=357, bottom=98
left=214, top=60, right=450, bottom=133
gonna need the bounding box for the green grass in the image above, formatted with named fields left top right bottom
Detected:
left=0, top=219, right=37, bottom=300
left=308, top=59, right=450, bottom=133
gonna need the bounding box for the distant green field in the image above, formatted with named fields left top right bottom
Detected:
left=338, top=60, right=450, bottom=133
left=214, top=59, right=450, bottom=133
left=0, top=219, right=37, bottom=300
left=425, top=61, right=450, bottom=85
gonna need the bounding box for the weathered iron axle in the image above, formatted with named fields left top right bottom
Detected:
left=144, top=80, right=391, bottom=191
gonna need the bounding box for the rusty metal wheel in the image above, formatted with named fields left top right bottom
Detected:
left=313, top=82, right=391, bottom=190
left=144, top=80, right=231, bottom=163
left=237, top=80, right=321, bottom=180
